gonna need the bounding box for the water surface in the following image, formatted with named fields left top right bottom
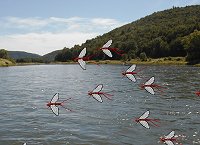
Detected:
left=0, top=64, right=200, bottom=145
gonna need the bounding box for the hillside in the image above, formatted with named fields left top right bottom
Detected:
left=8, top=51, right=41, bottom=60
left=55, top=5, right=200, bottom=64
left=42, top=50, right=61, bottom=62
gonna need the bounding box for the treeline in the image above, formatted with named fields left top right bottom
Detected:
left=0, top=49, right=9, bottom=59
left=16, top=58, right=44, bottom=63
left=55, top=5, right=200, bottom=64
left=0, top=49, right=15, bottom=63
left=182, top=30, right=200, bottom=64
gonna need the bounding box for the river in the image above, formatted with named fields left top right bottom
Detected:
left=0, top=64, right=199, bottom=145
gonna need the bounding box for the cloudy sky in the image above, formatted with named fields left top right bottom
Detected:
left=0, top=0, right=199, bottom=55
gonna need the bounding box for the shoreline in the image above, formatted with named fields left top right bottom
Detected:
left=1, top=57, right=200, bottom=67
left=0, top=58, right=15, bottom=67
left=81, top=57, right=193, bottom=66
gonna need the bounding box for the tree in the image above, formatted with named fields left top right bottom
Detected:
left=182, top=30, right=200, bottom=64
left=0, top=49, right=8, bottom=59
left=148, top=37, right=169, bottom=58
left=169, top=38, right=186, bottom=56
left=139, top=52, right=147, bottom=61
left=122, top=54, right=128, bottom=62
left=54, top=48, right=73, bottom=62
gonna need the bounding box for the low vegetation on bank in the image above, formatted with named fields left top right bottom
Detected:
left=0, top=58, right=15, bottom=66
left=0, top=49, right=15, bottom=66
left=87, top=57, right=187, bottom=65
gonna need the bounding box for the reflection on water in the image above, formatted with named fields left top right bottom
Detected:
left=0, top=64, right=199, bottom=145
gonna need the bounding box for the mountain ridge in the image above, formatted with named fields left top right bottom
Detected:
left=8, top=51, right=41, bottom=60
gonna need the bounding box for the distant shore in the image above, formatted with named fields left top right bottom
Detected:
left=1, top=57, right=200, bottom=67
left=88, top=57, right=187, bottom=65
left=89, top=57, right=200, bottom=66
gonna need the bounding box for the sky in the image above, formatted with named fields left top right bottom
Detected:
left=0, top=0, right=199, bottom=55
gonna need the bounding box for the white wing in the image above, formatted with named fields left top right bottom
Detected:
left=145, top=86, right=155, bottom=95
left=23, top=143, right=27, bottom=145
left=78, top=59, right=86, bottom=70
left=165, top=131, right=175, bottom=139
left=145, top=76, right=155, bottom=85
left=102, top=49, right=112, bottom=57
left=126, top=64, right=136, bottom=72
left=126, top=74, right=136, bottom=82
left=139, top=120, right=150, bottom=129
left=164, top=140, right=174, bottom=145
left=79, top=48, right=86, bottom=58
left=102, top=40, right=112, bottom=48
left=50, top=105, right=59, bottom=116
left=51, top=93, right=59, bottom=103
left=139, top=111, right=150, bottom=119
left=92, top=94, right=103, bottom=103
left=93, top=84, right=103, bottom=93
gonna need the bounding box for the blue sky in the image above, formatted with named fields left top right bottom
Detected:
left=0, top=0, right=199, bottom=55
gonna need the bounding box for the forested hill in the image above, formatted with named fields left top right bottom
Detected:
left=42, top=50, right=61, bottom=62
left=8, top=51, right=41, bottom=59
left=55, top=5, right=200, bottom=64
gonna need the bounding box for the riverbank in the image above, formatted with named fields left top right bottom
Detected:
left=88, top=57, right=188, bottom=65
left=8, top=57, right=200, bottom=67
left=0, top=58, right=15, bottom=67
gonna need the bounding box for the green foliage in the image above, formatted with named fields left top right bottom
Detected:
left=7, top=57, right=16, bottom=64
left=54, top=5, right=200, bottom=63
left=122, top=54, right=128, bottom=62
left=145, top=37, right=169, bottom=58
left=0, top=58, right=15, bottom=66
left=0, top=49, right=16, bottom=64
left=182, top=30, right=200, bottom=64
left=16, top=57, right=44, bottom=63
left=139, top=52, right=147, bottom=61
left=55, top=47, right=75, bottom=62
left=169, top=37, right=186, bottom=56
left=8, top=51, right=41, bottom=60
left=42, top=50, right=61, bottom=62
left=0, top=49, right=9, bottom=59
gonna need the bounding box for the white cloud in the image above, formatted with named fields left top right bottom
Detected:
left=91, top=18, right=121, bottom=26
left=91, top=18, right=126, bottom=31
left=1, top=16, right=126, bottom=33
left=49, top=16, right=86, bottom=23
left=0, top=16, right=126, bottom=55
left=0, top=32, right=98, bottom=55
left=170, top=0, right=200, bottom=7
left=6, top=17, right=49, bottom=27
left=189, top=0, right=200, bottom=5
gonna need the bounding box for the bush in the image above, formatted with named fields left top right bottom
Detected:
left=176, top=58, right=181, bottom=61
left=122, top=54, right=128, bottom=62
left=0, top=49, right=8, bottom=59
left=182, top=30, right=200, bottom=64
left=139, top=52, right=147, bottom=61
left=168, top=57, right=172, bottom=61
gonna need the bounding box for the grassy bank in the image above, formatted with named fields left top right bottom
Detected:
left=88, top=57, right=187, bottom=65
left=15, top=61, right=76, bottom=66
left=14, top=57, right=200, bottom=66
left=129, top=57, right=187, bottom=65
left=0, top=58, right=15, bottom=67
left=16, top=62, right=45, bottom=66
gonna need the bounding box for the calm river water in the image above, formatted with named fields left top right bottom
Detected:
left=0, top=64, right=199, bottom=145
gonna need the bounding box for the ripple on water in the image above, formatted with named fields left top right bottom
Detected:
left=0, top=64, right=200, bottom=144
